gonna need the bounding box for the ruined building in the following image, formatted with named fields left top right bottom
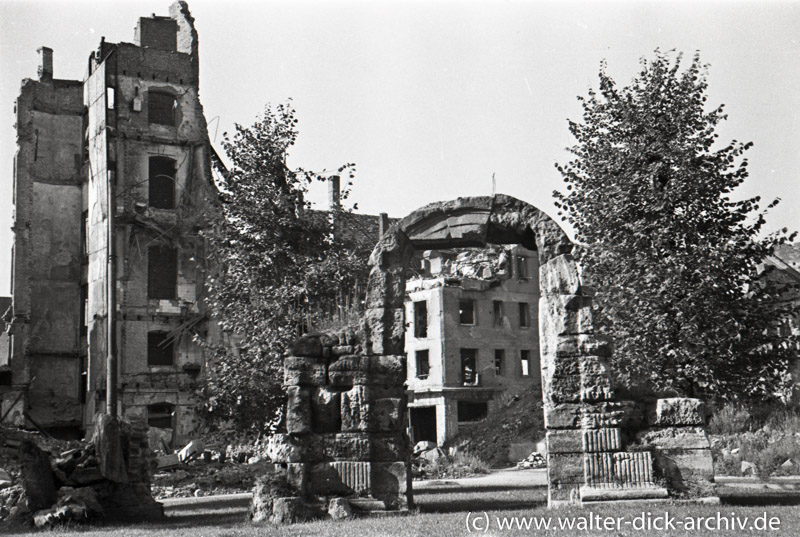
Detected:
left=2, top=2, right=217, bottom=444
left=405, top=245, right=540, bottom=445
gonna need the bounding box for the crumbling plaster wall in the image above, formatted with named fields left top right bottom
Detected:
left=7, top=67, right=84, bottom=427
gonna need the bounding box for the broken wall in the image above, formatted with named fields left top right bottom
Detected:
left=6, top=52, right=84, bottom=427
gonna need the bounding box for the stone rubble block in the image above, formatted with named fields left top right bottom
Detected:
left=546, top=430, right=583, bottom=454
left=283, top=357, right=327, bottom=386
left=651, top=398, right=706, bottom=426
left=328, top=355, right=370, bottom=386
left=286, top=386, right=312, bottom=434
left=368, top=227, right=411, bottom=268
left=580, top=382, right=615, bottom=403
left=311, top=387, right=341, bottom=433
left=328, top=497, right=353, bottom=520
left=539, top=254, right=581, bottom=295
left=548, top=483, right=582, bottom=506
left=340, top=385, right=369, bottom=432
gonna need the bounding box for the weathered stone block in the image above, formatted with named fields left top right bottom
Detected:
left=369, top=355, right=406, bottom=385
left=365, top=269, right=406, bottom=309
left=328, top=497, right=353, bottom=520
left=539, top=254, right=580, bottom=295
left=547, top=453, right=584, bottom=485
left=581, top=401, right=638, bottom=429
left=582, top=428, right=621, bottom=452
left=364, top=307, right=405, bottom=356
left=371, top=462, right=408, bottom=509
left=547, top=374, right=582, bottom=403
left=651, top=448, right=715, bottom=494
left=286, top=386, right=312, bottom=434
left=340, top=385, right=369, bottom=432
left=319, top=332, right=339, bottom=347
left=321, top=433, right=371, bottom=461
left=289, top=335, right=323, bottom=357
left=286, top=463, right=308, bottom=495
left=93, top=413, right=129, bottom=484
left=284, top=356, right=327, bottom=386
left=311, top=387, right=341, bottom=433
left=19, top=439, right=57, bottom=512
left=544, top=403, right=580, bottom=429
left=540, top=294, right=594, bottom=337
left=308, top=461, right=372, bottom=496
left=331, top=345, right=353, bottom=356
left=371, top=398, right=404, bottom=432
left=267, top=434, right=304, bottom=463
left=651, top=398, right=706, bottom=426
left=636, top=427, right=711, bottom=450
left=328, top=355, right=370, bottom=386
left=552, top=335, right=612, bottom=358
left=580, top=372, right=614, bottom=402
left=546, top=430, right=583, bottom=453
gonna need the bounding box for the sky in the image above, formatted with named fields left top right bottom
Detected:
left=1, top=0, right=798, bottom=294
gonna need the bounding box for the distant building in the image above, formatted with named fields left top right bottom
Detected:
left=405, top=246, right=540, bottom=445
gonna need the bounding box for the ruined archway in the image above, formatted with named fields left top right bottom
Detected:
left=270, top=194, right=713, bottom=519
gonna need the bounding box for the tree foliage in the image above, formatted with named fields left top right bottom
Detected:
left=554, top=50, right=798, bottom=402
left=198, top=102, right=368, bottom=432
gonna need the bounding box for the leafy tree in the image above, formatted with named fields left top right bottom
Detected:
left=554, top=50, right=798, bottom=403
left=198, top=102, right=367, bottom=432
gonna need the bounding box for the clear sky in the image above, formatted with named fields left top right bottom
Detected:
left=1, top=0, right=798, bottom=294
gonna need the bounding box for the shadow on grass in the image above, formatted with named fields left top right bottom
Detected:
left=414, top=484, right=547, bottom=513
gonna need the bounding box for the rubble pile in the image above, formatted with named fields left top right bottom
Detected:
left=0, top=414, right=162, bottom=528
left=516, top=451, right=546, bottom=469
left=152, top=457, right=272, bottom=499
left=445, top=388, right=545, bottom=468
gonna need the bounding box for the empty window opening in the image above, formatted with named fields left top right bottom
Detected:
left=147, top=402, right=174, bottom=429
left=493, top=300, right=504, bottom=326
left=461, top=348, right=478, bottom=386
left=459, top=299, right=475, bottom=325
left=415, top=350, right=430, bottom=379
left=494, top=349, right=504, bottom=376
left=410, top=407, right=437, bottom=444
left=520, top=349, right=531, bottom=377
left=106, top=87, right=115, bottom=110
left=516, top=256, right=528, bottom=279
left=519, top=302, right=530, bottom=328
left=458, top=401, right=488, bottom=423
left=148, top=331, right=174, bottom=366
left=149, top=156, right=176, bottom=209
left=414, top=300, right=428, bottom=338
left=148, top=244, right=177, bottom=299
left=148, top=91, right=176, bottom=126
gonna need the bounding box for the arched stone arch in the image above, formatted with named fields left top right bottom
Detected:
left=274, top=194, right=709, bottom=518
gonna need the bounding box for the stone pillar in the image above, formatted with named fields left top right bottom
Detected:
left=269, top=328, right=410, bottom=519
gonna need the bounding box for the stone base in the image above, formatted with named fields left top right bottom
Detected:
left=580, top=485, right=669, bottom=502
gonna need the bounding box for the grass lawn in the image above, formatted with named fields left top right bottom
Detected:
left=7, top=483, right=800, bottom=536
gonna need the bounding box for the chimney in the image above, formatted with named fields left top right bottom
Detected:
left=38, top=47, right=53, bottom=81
left=379, top=213, right=390, bottom=239
left=328, top=176, right=340, bottom=210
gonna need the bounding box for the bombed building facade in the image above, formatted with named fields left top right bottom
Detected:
left=405, top=246, right=540, bottom=445
left=2, top=2, right=217, bottom=444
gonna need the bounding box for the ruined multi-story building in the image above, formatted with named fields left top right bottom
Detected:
left=405, top=245, right=540, bottom=445
left=2, top=2, right=217, bottom=444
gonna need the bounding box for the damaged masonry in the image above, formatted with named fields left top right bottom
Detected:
left=1, top=0, right=721, bottom=527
